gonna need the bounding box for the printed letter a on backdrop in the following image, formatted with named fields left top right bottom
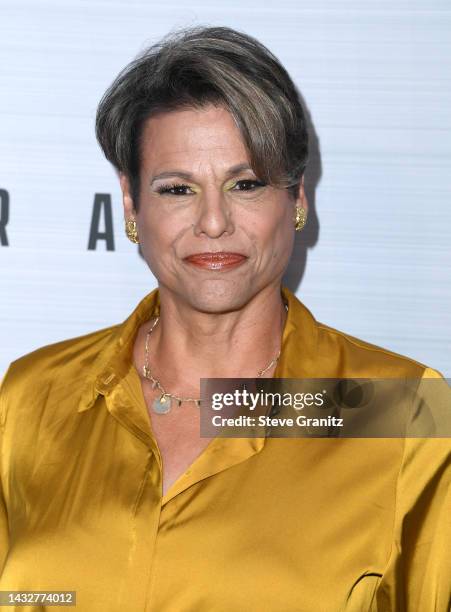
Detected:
left=88, top=193, right=115, bottom=251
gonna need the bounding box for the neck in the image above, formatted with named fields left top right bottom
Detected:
left=139, top=284, right=287, bottom=396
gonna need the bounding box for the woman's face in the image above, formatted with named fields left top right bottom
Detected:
left=120, top=103, right=307, bottom=313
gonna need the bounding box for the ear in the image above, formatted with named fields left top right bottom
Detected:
left=119, top=173, right=136, bottom=219
left=296, top=175, right=309, bottom=213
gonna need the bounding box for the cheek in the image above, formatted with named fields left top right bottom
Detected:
left=139, top=206, right=175, bottom=245
left=252, top=207, right=293, bottom=259
left=137, top=209, right=187, bottom=272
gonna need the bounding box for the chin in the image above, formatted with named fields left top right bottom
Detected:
left=184, top=279, right=249, bottom=314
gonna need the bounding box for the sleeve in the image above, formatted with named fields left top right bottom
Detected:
left=375, top=367, right=451, bottom=611
left=0, top=370, right=10, bottom=575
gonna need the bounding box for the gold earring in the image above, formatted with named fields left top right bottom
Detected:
left=294, top=206, right=307, bottom=231
left=125, top=218, right=139, bottom=243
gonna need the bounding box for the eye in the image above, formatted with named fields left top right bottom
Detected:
left=232, top=179, right=266, bottom=191
left=156, top=183, right=193, bottom=196
left=155, top=179, right=266, bottom=196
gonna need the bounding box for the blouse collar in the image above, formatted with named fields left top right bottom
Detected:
left=78, top=285, right=318, bottom=413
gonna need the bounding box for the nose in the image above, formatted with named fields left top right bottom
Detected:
left=192, top=187, right=235, bottom=238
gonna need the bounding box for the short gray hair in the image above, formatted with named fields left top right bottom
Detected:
left=95, top=25, right=309, bottom=210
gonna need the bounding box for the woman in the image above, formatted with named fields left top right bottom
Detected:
left=0, top=25, right=449, bottom=612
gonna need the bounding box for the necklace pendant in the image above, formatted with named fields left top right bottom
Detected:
left=153, top=394, right=172, bottom=414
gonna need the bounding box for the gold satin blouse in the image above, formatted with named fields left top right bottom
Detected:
left=0, top=286, right=450, bottom=611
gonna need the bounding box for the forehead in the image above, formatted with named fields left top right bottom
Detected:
left=140, top=104, right=250, bottom=170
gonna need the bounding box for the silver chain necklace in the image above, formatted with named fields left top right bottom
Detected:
left=142, top=302, right=288, bottom=414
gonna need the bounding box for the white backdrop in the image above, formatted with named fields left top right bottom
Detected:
left=1, top=0, right=450, bottom=377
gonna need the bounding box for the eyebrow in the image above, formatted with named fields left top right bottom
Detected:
left=149, top=163, right=254, bottom=185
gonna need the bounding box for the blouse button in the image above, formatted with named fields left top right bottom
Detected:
left=103, top=372, right=116, bottom=385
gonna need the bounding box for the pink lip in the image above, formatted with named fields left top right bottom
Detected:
left=183, top=252, right=248, bottom=270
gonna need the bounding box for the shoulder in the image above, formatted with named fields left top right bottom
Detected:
left=2, top=324, right=118, bottom=384
left=0, top=324, right=119, bottom=422
left=312, top=321, right=450, bottom=436
left=315, top=319, right=437, bottom=378
left=284, top=287, right=441, bottom=378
